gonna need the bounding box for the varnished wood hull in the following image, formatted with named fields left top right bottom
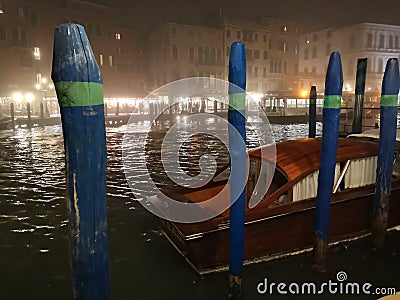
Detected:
left=161, top=184, right=400, bottom=274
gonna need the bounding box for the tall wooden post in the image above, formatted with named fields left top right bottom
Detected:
left=116, top=101, right=120, bottom=116
left=26, top=102, right=32, bottom=129
left=352, top=58, right=368, bottom=133
left=309, top=86, right=317, bottom=138
left=228, top=42, right=246, bottom=300
left=313, top=52, right=343, bottom=271
left=40, top=102, right=44, bottom=119
left=372, top=58, right=399, bottom=249
left=52, top=23, right=110, bottom=300
left=10, top=102, right=15, bottom=131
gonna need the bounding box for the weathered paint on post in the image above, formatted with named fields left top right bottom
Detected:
left=313, top=52, right=343, bottom=271
left=228, top=41, right=246, bottom=300
left=352, top=58, right=368, bottom=133
left=308, top=86, right=317, bottom=138
left=52, top=23, right=110, bottom=300
left=372, top=58, right=399, bottom=249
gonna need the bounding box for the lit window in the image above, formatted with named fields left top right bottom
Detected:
left=18, top=7, right=26, bottom=17
left=283, top=41, right=288, bottom=52
left=99, top=54, right=103, bottom=66
left=295, top=43, right=299, bottom=54
left=33, top=47, right=40, bottom=60
left=36, top=73, right=42, bottom=85
left=108, top=55, right=113, bottom=66
left=115, top=33, right=121, bottom=40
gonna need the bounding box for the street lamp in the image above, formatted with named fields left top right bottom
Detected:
left=11, top=91, right=35, bottom=127
left=25, top=93, right=35, bottom=103
left=12, top=92, right=23, bottom=102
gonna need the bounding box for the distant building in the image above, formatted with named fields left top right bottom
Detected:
left=298, top=23, right=400, bottom=94
left=222, top=16, right=305, bottom=95
left=147, top=22, right=225, bottom=94
left=2, top=1, right=400, bottom=105
left=0, top=0, right=146, bottom=100
left=147, top=16, right=306, bottom=97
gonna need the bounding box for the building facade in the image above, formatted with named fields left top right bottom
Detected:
left=0, top=0, right=146, bottom=101
left=147, top=22, right=225, bottom=95
left=147, top=16, right=306, bottom=97
left=2, top=1, right=400, bottom=106
left=298, top=23, right=400, bottom=94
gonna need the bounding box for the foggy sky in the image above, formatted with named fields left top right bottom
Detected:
left=112, top=0, right=400, bottom=30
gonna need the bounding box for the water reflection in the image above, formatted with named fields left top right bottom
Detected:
left=0, top=120, right=322, bottom=299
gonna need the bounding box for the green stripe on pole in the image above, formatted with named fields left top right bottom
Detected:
left=323, top=95, right=341, bottom=109
left=229, top=93, right=246, bottom=111
left=380, top=95, right=398, bottom=107
left=55, top=82, right=104, bottom=107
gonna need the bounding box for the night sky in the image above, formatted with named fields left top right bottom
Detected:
left=112, top=0, right=400, bottom=30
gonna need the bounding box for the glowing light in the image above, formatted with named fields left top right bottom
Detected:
left=300, top=90, right=308, bottom=98
left=35, top=84, right=41, bottom=90
left=248, top=93, right=263, bottom=102
left=25, top=93, right=35, bottom=102
left=12, top=92, right=23, bottom=102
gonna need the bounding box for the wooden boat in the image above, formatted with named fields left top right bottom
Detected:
left=160, top=138, right=400, bottom=274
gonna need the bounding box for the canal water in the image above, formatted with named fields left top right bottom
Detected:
left=1, top=120, right=399, bottom=299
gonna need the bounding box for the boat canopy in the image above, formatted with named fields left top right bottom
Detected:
left=249, top=138, right=379, bottom=183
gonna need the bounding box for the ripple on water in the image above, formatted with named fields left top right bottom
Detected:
left=0, top=121, right=323, bottom=297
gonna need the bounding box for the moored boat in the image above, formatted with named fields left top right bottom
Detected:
left=160, top=138, right=400, bottom=274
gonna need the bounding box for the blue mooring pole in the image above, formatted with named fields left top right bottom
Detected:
left=372, top=58, right=399, bottom=249
left=352, top=58, right=368, bottom=134
left=313, top=52, right=343, bottom=271
left=308, top=85, right=317, bottom=138
left=52, top=24, right=110, bottom=300
left=228, top=42, right=246, bottom=300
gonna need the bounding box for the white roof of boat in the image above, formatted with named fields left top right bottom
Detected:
left=347, top=128, right=400, bottom=142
